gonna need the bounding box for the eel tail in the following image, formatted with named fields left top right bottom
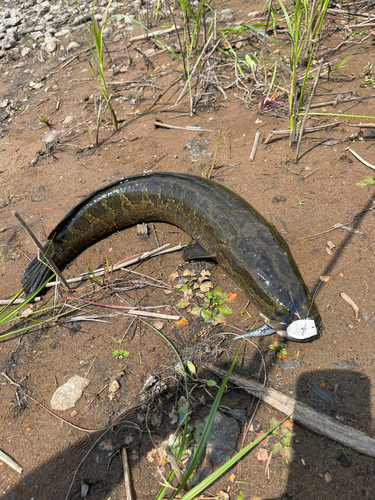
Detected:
left=22, top=249, right=54, bottom=296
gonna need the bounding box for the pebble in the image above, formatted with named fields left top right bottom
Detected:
left=360, top=311, right=372, bottom=322
left=50, top=374, right=90, bottom=411
left=280, top=360, right=305, bottom=371
left=203, top=412, right=240, bottom=465
left=218, top=9, right=234, bottom=23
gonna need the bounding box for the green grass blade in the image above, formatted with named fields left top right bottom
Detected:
left=170, top=342, right=244, bottom=498
left=179, top=415, right=290, bottom=500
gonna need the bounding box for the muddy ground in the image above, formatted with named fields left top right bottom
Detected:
left=1, top=1, right=375, bottom=499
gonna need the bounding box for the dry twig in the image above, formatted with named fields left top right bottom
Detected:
left=122, top=447, right=133, bottom=500
left=249, top=132, right=261, bottom=162
left=346, top=148, right=375, bottom=170
left=154, top=121, right=215, bottom=132
left=0, top=450, right=22, bottom=474
left=340, top=292, right=360, bottom=321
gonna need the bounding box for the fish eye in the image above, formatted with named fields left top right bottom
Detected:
left=275, top=307, right=284, bottom=317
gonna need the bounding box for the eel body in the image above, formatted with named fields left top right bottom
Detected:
left=22, top=172, right=319, bottom=335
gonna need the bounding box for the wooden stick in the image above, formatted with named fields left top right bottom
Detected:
left=127, top=310, right=179, bottom=320
left=122, top=447, right=133, bottom=500
left=201, top=363, right=375, bottom=458
left=348, top=123, right=375, bottom=128
left=0, top=297, right=42, bottom=305
left=264, top=122, right=339, bottom=144
left=249, top=132, right=261, bottom=162
left=46, top=243, right=183, bottom=287
left=347, top=147, right=375, bottom=170
left=0, top=450, right=23, bottom=474
left=154, top=121, right=215, bottom=132
left=129, top=26, right=181, bottom=41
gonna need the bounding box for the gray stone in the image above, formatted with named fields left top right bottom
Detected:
left=281, top=360, right=305, bottom=371
left=29, top=31, right=44, bottom=40
left=72, top=13, right=91, bottom=25
left=360, top=312, right=372, bottom=322
left=2, top=35, right=16, bottom=49
left=42, top=129, right=62, bottom=143
left=43, top=40, right=56, bottom=52
left=5, top=17, right=21, bottom=28
left=37, top=1, right=50, bottom=16
left=66, top=41, right=79, bottom=51
left=218, top=9, right=234, bottom=23
left=7, top=30, right=20, bottom=41
left=21, top=46, right=31, bottom=56
left=203, top=412, right=240, bottom=465
left=51, top=375, right=90, bottom=411
left=50, top=5, right=61, bottom=14
left=63, top=115, right=74, bottom=125
left=55, top=28, right=70, bottom=37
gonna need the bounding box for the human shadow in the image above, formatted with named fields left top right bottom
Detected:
left=264, top=368, right=375, bottom=500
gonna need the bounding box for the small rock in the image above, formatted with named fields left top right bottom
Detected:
left=153, top=321, right=165, bottom=330
left=63, top=115, right=74, bottom=126
left=37, top=1, right=51, bottom=16
left=0, top=99, right=9, bottom=108
left=66, top=41, right=80, bottom=52
left=29, top=31, right=44, bottom=40
left=109, top=379, right=120, bottom=394
left=55, top=28, right=70, bottom=37
left=218, top=8, right=234, bottom=23
left=51, top=375, right=90, bottom=411
left=137, top=223, right=148, bottom=236
left=81, top=481, right=89, bottom=498
left=280, top=360, right=305, bottom=371
left=43, top=40, right=56, bottom=53
left=5, top=17, right=21, bottom=28
left=2, top=35, right=16, bottom=50
left=203, top=412, right=240, bottom=465
left=360, top=312, right=371, bottom=322
left=29, top=81, right=45, bottom=89
left=21, top=46, right=31, bottom=56
left=325, top=472, right=332, bottom=483
left=42, top=129, right=62, bottom=144
left=273, top=195, right=287, bottom=203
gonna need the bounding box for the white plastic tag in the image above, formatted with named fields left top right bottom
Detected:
left=286, top=319, right=317, bottom=340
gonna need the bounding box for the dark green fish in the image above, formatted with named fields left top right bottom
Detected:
left=22, top=173, right=320, bottom=340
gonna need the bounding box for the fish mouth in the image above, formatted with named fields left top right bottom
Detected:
left=234, top=315, right=319, bottom=342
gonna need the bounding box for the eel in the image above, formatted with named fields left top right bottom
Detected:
left=22, top=172, right=320, bottom=340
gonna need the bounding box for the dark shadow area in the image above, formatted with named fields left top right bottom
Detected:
left=265, top=369, right=375, bottom=499
left=309, top=192, right=375, bottom=294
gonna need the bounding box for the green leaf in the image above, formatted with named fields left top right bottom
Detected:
left=219, top=304, right=233, bottom=316
left=187, top=361, right=196, bottom=374
left=190, top=306, right=202, bottom=317
left=201, top=309, right=212, bottom=322
left=176, top=298, right=190, bottom=309
left=206, top=380, right=217, bottom=387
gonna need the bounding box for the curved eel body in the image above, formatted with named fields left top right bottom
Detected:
left=22, top=172, right=319, bottom=338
